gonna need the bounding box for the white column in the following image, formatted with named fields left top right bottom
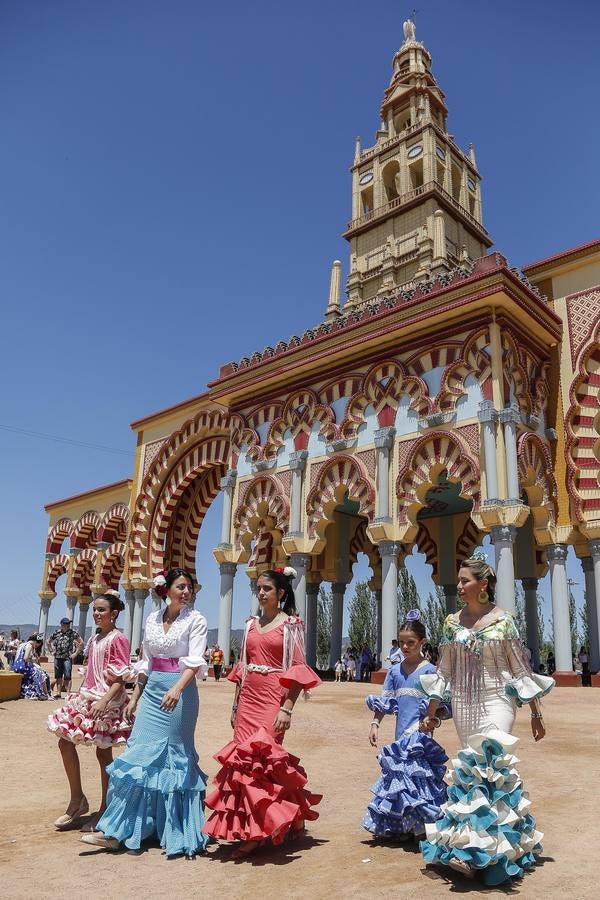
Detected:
left=374, top=427, right=396, bottom=521
left=582, top=555, right=600, bottom=672
left=478, top=400, right=499, bottom=501
left=218, top=562, right=236, bottom=667
left=442, top=584, right=458, bottom=614
left=38, top=599, right=52, bottom=645
left=329, top=582, right=346, bottom=669
left=77, top=601, right=90, bottom=640
left=131, top=589, right=148, bottom=655
left=249, top=577, right=259, bottom=617
left=123, top=589, right=135, bottom=647
left=290, top=552, right=311, bottom=620
left=379, top=542, right=401, bottom=669
left=375, top=587, right=382, bottom=663
left=499, top=403, right=521, bottom=501
left=491, top=524, right=517, bottom=614
left=589, top=541, right=600, bottom=672
left=433, top=208, right=446, bottom=261
left=288, top=451, right=308, bottom=535
left=150, top=589, right=162, bottom=613
left=219, top=470, right=237, bottom=547
left=522, top=577, right=540, bottom=671
left=64, top=593, right=78, bottom=624
left=546, top=544, right=573, bottom=672
left=305, top=581, right=320, bottom=668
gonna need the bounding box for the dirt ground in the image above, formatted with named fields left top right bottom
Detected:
left=1, top=670, right=597, bottom=900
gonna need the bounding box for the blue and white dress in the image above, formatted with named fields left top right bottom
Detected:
left=363, top=661, right=448, bottom=840
left=12, top=641, right=48, bottom=700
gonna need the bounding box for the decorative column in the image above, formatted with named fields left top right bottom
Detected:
left=581, top=555, right=600, bottom=672
left=77, top=600, right=90, bottom=640
left=546, top=544, right=574, bottom=679
left=499, top=403, right=521, bottom=501
left=490, top=524, right=517, bottom=614
left=374, top=427, right=396, bottom=522
left=288, top=451, right=309, bottom=536
left=150, top=589, right=162, bottom=613
left=478, top=400, right=499, bottom=501
left=290, top=553, right=311, bottom=620
left=131, top=589, right=148, bottom=655
left=38, top=599, right=52, bottom=645
left=218, top=470, right=237, bottom=547
left=305, top=581, right=320, bottom=668
left=64, top=591, right=78, bottom=624
left=442, top=584, right=458, bottom=614
left=249, top=577, right=259, bottom=617
left=522, top=577, right=540, bottom=672
left=375, top=587, right=382, bottom=663
left=218, top=563, right=237, bottom=667
left=589, top=541, right=600, bottom=673
left=123, top=589, right=135, bottom=646
left=329, top=582, right=346, bottom=669
left=379, top=542, right=401, bottom=668
left=432, top=209, right=446, bottom=264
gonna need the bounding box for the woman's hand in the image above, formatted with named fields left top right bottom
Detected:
left=160, top=687, right=182, bottom=711
left=369, top=724, right=379, bottom=747
left=91, top=698, right=108, bottom=720
left=273, top=709, right=291, bottom=734
left=419, top=715, right=438, bottom=734
left=125, top=699, right=138, bottom=723
left=531, top=716, right=546, bottom=742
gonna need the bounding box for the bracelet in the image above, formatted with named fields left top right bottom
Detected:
left=231, top=705, right=238, bottom=712
left=530, top=712, right=543, bottom=719
left=370, top=720, right=380, bottom=728
left=430, top=715, right=441, bottom=728
left=279, top=706, right=292, bottom=716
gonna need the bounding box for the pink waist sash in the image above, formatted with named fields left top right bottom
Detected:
left=151, top=657, right=180, bottom=673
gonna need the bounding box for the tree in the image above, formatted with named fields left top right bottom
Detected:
left=347, top=580, right=377, bottom=653
left=514, top=585, right=526, bottom=640
left=397, top=566, right=420, bottom=626
left=316, top=585, right=332, bottom=669
left=421, top=586, right=446, bottom=647
left=568, top=582, right=579, bottom=660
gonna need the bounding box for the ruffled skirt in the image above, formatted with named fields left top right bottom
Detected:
left=96, top=672, right=208, bottom=857
left=421, top=729, right=543, bottom=885
left=13, top=659, right=48, bottom=700
left=202, top=725, right=322, bottom=844
left=48, top=689, right=130, bottom=748
left=363, top=731, right=448, bottom=839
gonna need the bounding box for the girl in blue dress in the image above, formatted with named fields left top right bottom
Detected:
left=363, top=612, right=448, bottom=842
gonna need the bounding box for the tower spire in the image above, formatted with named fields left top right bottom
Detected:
left=325, top=260, right=342, bottom=321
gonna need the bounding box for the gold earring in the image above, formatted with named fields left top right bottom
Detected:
left=478, top=589, right=489, bottom=605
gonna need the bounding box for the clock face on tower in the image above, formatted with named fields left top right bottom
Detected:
left=407, top=144, right=423, bottom=159
left=468, top=177, right=476, bottom=191
left=359, top=172, right=373, bottom=185
left=436, top=145, right=446, bottom=160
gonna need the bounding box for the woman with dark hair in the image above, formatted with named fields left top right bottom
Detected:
left=418, top=557, right=555, bottom=885
left=48, top=592, right=132, bottom=830
left=12, top=633, right=48, bottom=700
left=82, top=568, right=209, bottom=859
left=203, top=566, right=322, bottom=859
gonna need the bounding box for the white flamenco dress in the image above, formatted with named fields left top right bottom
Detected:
left=419, top=610, right=554, bottom=886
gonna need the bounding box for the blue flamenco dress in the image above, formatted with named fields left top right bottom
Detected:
left=419, top=611, right=555, bottom=886
left=363, top=661, right=449, bottom=840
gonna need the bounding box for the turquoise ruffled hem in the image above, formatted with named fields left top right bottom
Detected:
left=420, top=729, right=543, bottom=886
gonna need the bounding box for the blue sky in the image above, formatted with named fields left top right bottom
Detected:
left=0, top=0, right=598, bottom=632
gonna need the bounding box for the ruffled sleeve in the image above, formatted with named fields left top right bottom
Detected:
left=366, top=668, right=399, bottom=715
left=418, top=639, right=453, bottom=701
left=279, top=619, right=321, bottom=690
left=501, top=616, right=555, bottom=706
left=106, top=632, right=135, bottom=682
left=179, top=612, right=209, bottom=679
left=226, top=661, right=243, bottom=684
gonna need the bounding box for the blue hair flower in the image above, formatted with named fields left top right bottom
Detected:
left=406, top=608, right=420, bottom=621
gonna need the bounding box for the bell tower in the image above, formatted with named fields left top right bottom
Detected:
left=344, top=19, right=492, bottom=305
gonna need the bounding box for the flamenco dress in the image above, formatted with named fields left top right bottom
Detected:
left=418, top=611, right=555, bottom=886
left=96, top=608, right=209, bottom=857
left=203, top=616, right=322, bottom=845
left=13, top=642, right=49, bottom=700
left=48, top=631, right=132, bottom=746
left=363, top=660, right=449, bottom=840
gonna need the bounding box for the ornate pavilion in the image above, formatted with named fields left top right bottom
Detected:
left=38, top=22, right=600, bottom=685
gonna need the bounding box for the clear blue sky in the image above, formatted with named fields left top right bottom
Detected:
left=0, top=0, right=598, bottom=632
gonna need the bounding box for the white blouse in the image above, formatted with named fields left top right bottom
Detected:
left=135, top=607, right=208, bottom=680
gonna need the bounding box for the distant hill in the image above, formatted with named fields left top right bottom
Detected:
left=1, top=624, right=246, bottom=648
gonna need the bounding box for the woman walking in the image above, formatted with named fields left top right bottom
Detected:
left=202, top=566, right=322, bottom=858
left=419, top=558, right=554, bottom=885
left=82, top=568, right=209, bottom=858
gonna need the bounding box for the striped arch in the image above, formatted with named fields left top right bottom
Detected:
left=229, top=414, right=261, bottom=467
left=266, top=389, right=335, bottom=456
left=72, top=548, right=97, bottom=596
left=46, top=519, right=74, bottom=555
left=396, top=432, right=480, bottom=526
left=100, top=542, right=126, bottom=590
left=437, top=328, right=492, bottom=413
left=348, top=518, right=379, bottom=573
left=342, top=361, right=430, bottom=438
left=129, top=407, right=230, bottom=584
left=456, top=517, right=483, bottom=563
left=248, top=530, right=274, bottom=570
left=234, top=475, right=289, bottom=557
left=565, top=326, right=600, bottom=525
left=98, top=503, right=129, bottom=544
left=306, top=454, right=376, bottom=539
left=71, top=511, right=101, bottom=550
left=518, top=433, right=558, bottom=535
left=45, top=554, right=70, bottom=594
left=415, top=522, right=437, bottom=575
left=501, top=331, right=533, bottom=414
left=166, top=466, right=223, bottom=580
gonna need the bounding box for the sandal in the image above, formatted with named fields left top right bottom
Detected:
left=231, top=840, right=264, bottom=860
left=449, top=858, right=475, bottom=879
left=54, top=797, right=89, bottom=830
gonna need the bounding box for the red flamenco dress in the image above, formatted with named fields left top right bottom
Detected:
left=203, top=616, right=322, bottom=844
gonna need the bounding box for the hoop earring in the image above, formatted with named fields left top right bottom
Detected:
left=478, top=589, right=489, bottom=605
left=164, top=596, right=172, bottom=607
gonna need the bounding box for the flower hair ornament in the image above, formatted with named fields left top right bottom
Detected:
left=153, top=570, right=169, bottom=603
left=274, top=566, right=297, bottom=580
left=406, top=609, right=421, bottom=622
left=104, top=588, right=121, bottom=599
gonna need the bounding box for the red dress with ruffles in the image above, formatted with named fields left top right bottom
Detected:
left=202, top=616, right=322, bottom=844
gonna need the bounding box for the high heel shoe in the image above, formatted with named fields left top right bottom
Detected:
left=54, top=797, right=89, bottom=830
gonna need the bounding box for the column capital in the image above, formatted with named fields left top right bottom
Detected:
left=219, top=562, right=237, bottom=576
left=330, top=582, right=348, bottom=594
left=290, top=552, right=311, bottom=569
left=374, top=426, right=396, bottom=449
left=40, top=598, right=52, bottom=610
left=490, top=524, right=517, bottom=544
left=289, top=450, right=309, bottom=471
left=305, top=581, right=321, bottom=596
left=133, top=588, right=149, bottom=602
left=545, top=543, right=568, bottom=564
left=64, top=588, right=82, bottom=599
left=68, top=547, right=81, bottom=557
left=378, top=540, right=403, bottom=560
left=96, top=541, right=110, bottom=551
left=478, top=399, right=498, bottom=424
left=521, top=577, right=539, bottom=591
left=220, top=469, right=238, bottom=491
left=589, top=540, right=600, bottom=560
left=498, top=402, right=521, bottom=426
left=45, top=552, right=55, bottom=562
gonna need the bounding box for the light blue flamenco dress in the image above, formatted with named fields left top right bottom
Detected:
left=363, top=661, right=449, bottom=840
left=419, top=611, right=555, bottom=886
left=96, top=608, right=210, bottom=858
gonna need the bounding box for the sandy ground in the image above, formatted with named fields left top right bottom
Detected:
left=1, top=671, right=598, bottom=900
